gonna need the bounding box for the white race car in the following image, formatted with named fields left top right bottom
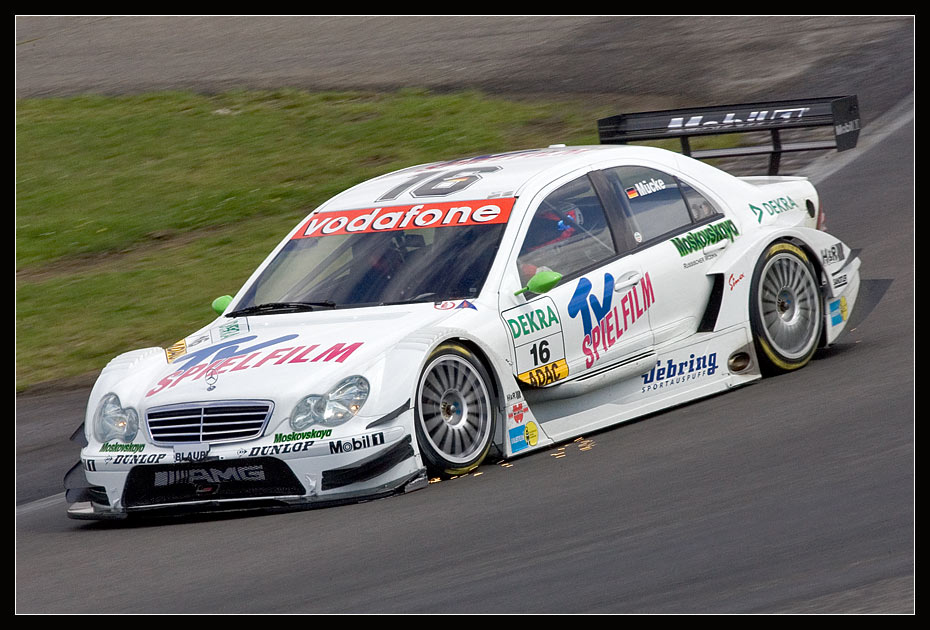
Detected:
left=66, top=96, right=866, bottom=519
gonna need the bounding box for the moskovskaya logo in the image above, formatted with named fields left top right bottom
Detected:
left=670, top=220, right=739, bottom=257
left=100, top=442, right=145, bottom=453
left=274, top=429, right=332, bottom=443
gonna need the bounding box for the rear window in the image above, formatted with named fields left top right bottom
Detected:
left=603, top=166, right=693, bottom=243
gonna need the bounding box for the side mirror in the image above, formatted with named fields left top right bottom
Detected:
left=212, top=295, right=233, bottom=315
left=514, top=270, right=562, bottom=296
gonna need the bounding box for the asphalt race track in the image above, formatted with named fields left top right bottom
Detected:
left=15, top=16, right=914, bottom=613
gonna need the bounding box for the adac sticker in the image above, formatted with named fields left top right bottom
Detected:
left=501, top=296, right=567, bottom=386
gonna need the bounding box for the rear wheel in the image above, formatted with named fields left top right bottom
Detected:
left=414, top=343, right=495, bottom=476
left=750, top=241, right=823, bottom=374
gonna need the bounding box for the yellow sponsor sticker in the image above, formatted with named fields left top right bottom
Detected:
left=524, top=421, right=538, bottom=447
left=165, top=339, right=187, bottom=363
left=517, top=359, right=568, bottom=387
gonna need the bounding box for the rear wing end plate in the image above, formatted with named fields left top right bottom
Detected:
left=597, top=95, right=860, bottom=175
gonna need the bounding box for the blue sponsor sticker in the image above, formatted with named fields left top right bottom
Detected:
left=509, top=425, right=528, bottom=453
left=828, top=297, right=848, bottom=327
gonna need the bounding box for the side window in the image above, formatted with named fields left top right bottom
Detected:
left=678, top=180, right=721, bottom=222
left=517, top=175, right=616, bottom=285
left=603, top=166, right=693, bottom=244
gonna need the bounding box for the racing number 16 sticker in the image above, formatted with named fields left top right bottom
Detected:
left=502, top=297, right=568, bottom=386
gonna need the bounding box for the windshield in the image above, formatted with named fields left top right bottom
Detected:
left=235, top=199, right=514, bottom=311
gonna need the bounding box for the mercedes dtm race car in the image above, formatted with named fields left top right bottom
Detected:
left=66, top=96, right=866, bottom=519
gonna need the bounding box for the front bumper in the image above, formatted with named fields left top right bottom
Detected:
left=66, top=419, right=426, bottom=520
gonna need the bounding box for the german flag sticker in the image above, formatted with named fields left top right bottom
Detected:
left=625, top=187, right=639, bottom=200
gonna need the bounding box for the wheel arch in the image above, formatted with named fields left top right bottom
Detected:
left=776, top=235, right=829, bottom=349
left=392, top=329, right=514, bottom=469
left=703, top=227, right=829, bottom=334
left=413, top=336, right=502, bottom=475
left=747, top=237, right=825, bottom=373
left=441, top=336, right=504, bottom=406
left=434, top=336, right=510, bottom=461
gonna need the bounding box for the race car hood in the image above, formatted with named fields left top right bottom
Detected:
left=137, top=303, right=473, bottom=410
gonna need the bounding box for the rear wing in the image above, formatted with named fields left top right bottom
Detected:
left=597, top=95, right=860, bottom=175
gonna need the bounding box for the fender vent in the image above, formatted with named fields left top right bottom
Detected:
left=697, top=274, right=725, bottom=332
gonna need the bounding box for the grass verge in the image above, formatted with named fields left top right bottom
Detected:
left=16, top=88, right=742, bottom=391
left=16, top=89, right=611, bottom=390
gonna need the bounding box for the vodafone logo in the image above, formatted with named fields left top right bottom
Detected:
left=293, top=198, right=515, bottom=239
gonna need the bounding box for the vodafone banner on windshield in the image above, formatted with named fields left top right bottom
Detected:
left=293, top=198, right=516, bottom=239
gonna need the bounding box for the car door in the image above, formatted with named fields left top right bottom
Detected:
left=596, top=163, right=733, bottom=347
left=498, top=170, right=654, bottom=389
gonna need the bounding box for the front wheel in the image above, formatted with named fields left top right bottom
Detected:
left=749, top=241, right=824, bottom=374
left=414, top=343, right=496, bottom=477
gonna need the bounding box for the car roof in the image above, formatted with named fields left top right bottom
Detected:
left=315, top=144, right=678, bottom=212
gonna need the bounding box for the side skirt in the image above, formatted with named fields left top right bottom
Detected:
left=516, top=325, right=760, bottom=449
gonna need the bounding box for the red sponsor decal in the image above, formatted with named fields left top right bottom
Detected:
left=728, top=273, right=745, bottom=291
left=508, top=402, right=528, bottom=424
left=292, top=198, right=515, bottom=239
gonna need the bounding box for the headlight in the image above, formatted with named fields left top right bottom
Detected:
left=290, top=376, right=370, bottom=430
left=93, top=393, right=139, bottom=443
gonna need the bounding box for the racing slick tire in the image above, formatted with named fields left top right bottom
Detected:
left=749, top=240, right=824, bottom=374
left=414, top=342, right=496, bottom=477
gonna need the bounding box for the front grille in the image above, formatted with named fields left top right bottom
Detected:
left=122, top=456, right=304, bottom=508
left=146, top=400, right=273, bottom=445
